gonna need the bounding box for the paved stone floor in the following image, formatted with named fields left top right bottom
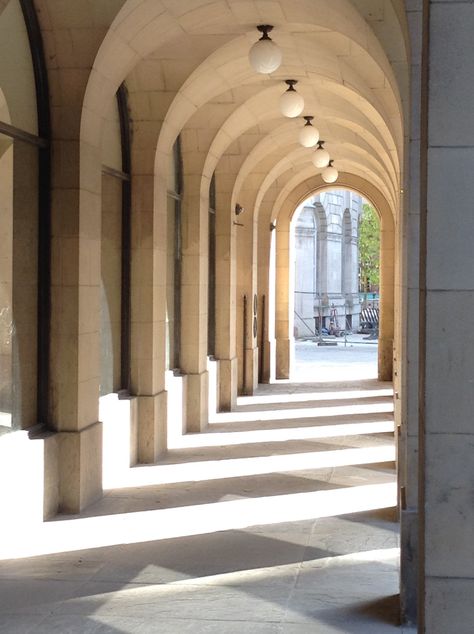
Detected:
left=0, top=346, right=415, bottom=633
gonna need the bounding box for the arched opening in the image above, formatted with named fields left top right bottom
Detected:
left=272, top=176, right=395, bottom=386
left=290, top=189, right=382, bottom=382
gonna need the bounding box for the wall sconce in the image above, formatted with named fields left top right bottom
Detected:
left=235, top=203, right=245, bottom=215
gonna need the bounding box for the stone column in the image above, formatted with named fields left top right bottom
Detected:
left=215, top=173, right=237, bottom=410
left=50, top=133, right=103, bottom=513
left=257, top=208, right=276, bottom=383
left=236, top=209, right=259, bottom=394
left=180, top=160, right=209, bottom=432
left=275, top=217, right=293, bottom=379
left=129, top=96, right=168, bottom=463
left=293, top=206, right=317, bottom=338
left=326, top=228, right=342, bottom=298
left=419, top=1, right=474, bottom=630
left=378, top=220, right=395, bottom=381
left=400, top=1, right=423, bottom=623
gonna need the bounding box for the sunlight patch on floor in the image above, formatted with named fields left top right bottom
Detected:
left=169, top=420, right=394, bottom=449
left=0, top=482, right=396, bottom=560
left=210, top=401, right=393, bottom=424
left=106, top=445, right=395, bottom=487
left=236, top=388, right=393, bottom=406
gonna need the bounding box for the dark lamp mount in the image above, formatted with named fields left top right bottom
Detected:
left=284, top=79, right=298, bottom=92
left=257, top=25, right=274, bottom=40
left=316, top=140, right=326, bottom=148
left=303, top=116, right=314, bottom=126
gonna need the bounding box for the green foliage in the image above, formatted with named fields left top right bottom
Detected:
left=358, top=202, right=380, bottom=291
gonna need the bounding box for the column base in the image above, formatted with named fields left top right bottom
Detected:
left=218, top=357, right=238, bottom=411
left=58, top=421, right=103, bottom=514
left=137, top=391, right=167, bottom=463
left=276, top=337, right=294, bottom=379
left=243, top=347, right=259, bottom=395
left=378, top=336, right=393, bottom=381
left=400, top=508, right=418, bottom=625
left=186, top=370, right=209, bottom=433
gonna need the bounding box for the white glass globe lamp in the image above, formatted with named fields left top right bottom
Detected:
left=279, top=80, right=305, bottom=118
left=249, top=25, right=282, bottom=74
left=312, top=140, right=330, bottom=168
left=322, top=160, right=339, bottom=184
left=299, top=116, right=319, bottom=148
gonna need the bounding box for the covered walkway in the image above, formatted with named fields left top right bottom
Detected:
left=0, top=378, right=414, bottom=633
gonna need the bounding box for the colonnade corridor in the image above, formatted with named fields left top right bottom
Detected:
left=0, top=380, right=416, bottom=633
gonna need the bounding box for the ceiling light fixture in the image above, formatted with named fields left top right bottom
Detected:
left=322, top=160, right=338, bottom=184
left=312, top=140, right=330, bottom=168
left=299, top=116, right=319, bottom=148
left=249, top=25, right=282, bottom=74
left=279, top=80, right=304, bottom=118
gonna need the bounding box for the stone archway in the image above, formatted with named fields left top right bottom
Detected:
left=271, top=173, right=396, bottom=383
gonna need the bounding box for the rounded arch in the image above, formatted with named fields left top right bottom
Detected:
left=270, top=173, right=395, bottom=382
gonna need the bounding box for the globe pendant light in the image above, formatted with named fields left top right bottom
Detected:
left=299, top=116, right=319, bottom=148
left=249, top=25, right=282, bottom=74
left=312, top=140, right=330, bottom=168
left=279, top=80, right=304, bottom=118
left=322, top=160, right=338, bottom=184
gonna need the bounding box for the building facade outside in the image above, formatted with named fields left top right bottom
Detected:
left=293, top=190, right=362, bottom=338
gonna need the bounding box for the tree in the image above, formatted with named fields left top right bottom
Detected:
left=358, top=203, right=380, bottom=292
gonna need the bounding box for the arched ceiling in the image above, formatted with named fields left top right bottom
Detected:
left=79, top=0, right=409, bottom=221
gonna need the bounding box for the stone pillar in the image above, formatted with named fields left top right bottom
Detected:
left=293, top=206, right=317, bottom=338
left=348, top=194, right=362, bottom=330
left=419, top=1, right=474, bottom=630
left=400, top=0, right=423, bottom=624
left=215, top=175, right=237, bottom=410
left=180, top=162, right=209, bottom=432
left=237, top=210, right=259, bottom=394
left=275, top=217, right=293, bottom=379
left=130, top=114, right=167, bottom=463
left=326, top=231, right=342, bottom=298
left=50, top=134, right=103, bottom=513
left=378, top=220, right=395, bottom=381
left=257, top=209, right=276, bottom=383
